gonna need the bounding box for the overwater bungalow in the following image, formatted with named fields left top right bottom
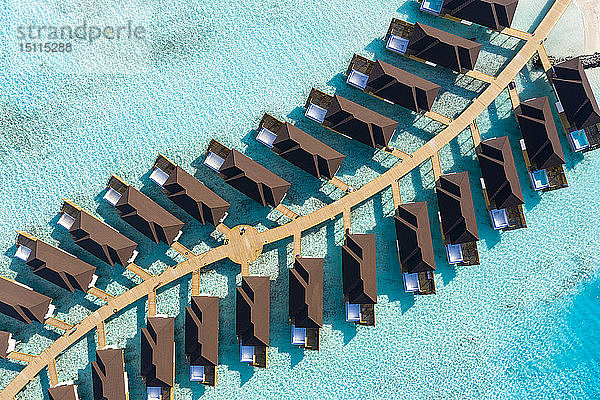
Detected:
left=476, top=137, right=526, bottom=230
left=0, top=331, right=17, bottom=359
left=394, top=203, right=436, bottom=294
left=419, top=0, right=519, bottom=31
left=289, top=257, right=323, bottom=350
left=0, top=276, right=54, bottom=324
left=104, top=175, right=184, bottom=245
left=436, top=172, right=480, bottom=266
left=141, top=316, right=175, bottom=400
left=91, top=348, right=129, bottom=400
left=515, top=97, right=568, bottom=191
left=185, top=295, right=219, bottom=386
left=48, top=384, right=79, bottom=400
left=257, top=114, right=345, bottom=180
left=204, top=140, right=291, bottom=208
left=346, top=54, right=440, bottom=113
left=304, top=88, right=398, bottom=149
left=15, top=232, right=97, bottom=292
left=385, top=19, right=481, bottom=73
left=59, top=200, right=139, bottom=267
left=342, top=232, right=377, bottom=326
left=236, top=276, right=269, bottom=368
left=547, top=57, right=600, bottom=152
left=150, top=154, right=230, bottom=226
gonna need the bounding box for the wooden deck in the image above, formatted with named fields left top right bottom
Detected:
left=391, top=180, right=402, bottom=209
left=0, top=0, right=573, bottom=396
left=148, top=290, right=157, bottom=317
left=45, top=318, right=73, bottom=332
left=431, top=153, right=442, bottom=180
left=47, top=359, right=59, bottom=386
left=88, top=287, right=114, bottom=302
left=171, top=242, right=192, bottom=258
left=470, top=120, right=482, bottom=147
left=96, top=321, right=106, bottom=349
left=465, top=70, right=495, bottom=84
left=508, top=81, right=521, bottom=110
left=191, top=269, right=200, bottom=296
left=538, top=44, right=554, bottom=72
left=293, top=233, right=301, bottom=257
left=424, top=111, right=453, bottom=125
left=126, top=263, right=153, bottom=280
left=275, top=204, right=299, bottom=220
left=329, top=177, right=353, bottom=193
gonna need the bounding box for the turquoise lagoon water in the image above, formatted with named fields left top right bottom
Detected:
left=1, top=0, right=600, bottom=398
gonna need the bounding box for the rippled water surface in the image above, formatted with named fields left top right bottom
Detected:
left=1, top=0, right=599, bottom=398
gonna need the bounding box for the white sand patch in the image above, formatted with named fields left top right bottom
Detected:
left=574, top=0, right=600, bottom=53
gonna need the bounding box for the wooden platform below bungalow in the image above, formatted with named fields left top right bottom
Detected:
left=305, top=328, right=319, bottom=351
left=258, top=113, right=284, bottom=134
left=252, top=346, right=267, bottom=368
left=153, top=154, right=178, bottom=175
left=416, top=271, right=436, bottom=295
left=206, top=139, right=231, bottom=159
left=203, top=365, right=216, bottom=386
left=456, top=241, right=480, bottom=266
left=543, top=165, right=569, bottom=191
left=504, top=205, right=527, bottom=231
left=305, top=88, right=334, bottom=111
left=385, top=18, right=414, bottom=41
left=358, top=304, right=375, bottom=326
left=346, top=54, right=375, bottom=76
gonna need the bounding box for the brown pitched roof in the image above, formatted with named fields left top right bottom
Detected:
left=342, top=233, right=377, bottom=304
left=48, top=385, right=78, bottom=400
left=272, top=122, right=345, bottom=180
left=289, top=257, right=323, bottom=329
left=394, top=202, right=436, bottom=273
left=407, top=22, right=482, bottom=73
left=476, top=136, right=524, bottom=209
left=17, top=234, right=96, bottom=292
left=324, top=95, right=398, bottom=149
left=442, top=0, right=519, bottom=30
left=66, top=205, right=138, bottom=267
left=551, top=57, right=600, bottom=130
left=0, top=331, right=12, bottom=359
left=0, top=277, right=52, bottom=324
left=516, top=97, right=565, bottom=170
left=185, top=296, right=219, bottom=367
left=436, top=172, right=479, bottom=244
left=162, top=166, right=230, bottom=226
left=220, top=150, right=291, bottom=207
left=114, top=186, right=184, bottom=245
left=92, top=348, right=128, bottom=400
left=366, top=60, right=440, bottom=112
left=141, top=317, right=175, bottom=388
left=236, top=276, right=270, bottom=347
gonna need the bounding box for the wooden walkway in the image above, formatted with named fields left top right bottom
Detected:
left=7, top=352, right=35, bottom=363
left=191, top=269, right=200, bottom=296
left=45, top=318, right=73, bottom=332
left=126, top=263, right=152, bottom=280
left=148, top=290, right=157, bottom=317
left=171, top=242, right=192, bottom=259
left=0, top=0, right=572, bottom=397
left=275, top=204, right=299, bottom=220
left=538, top=44, right=554, bottom=72
left=385, top=147, right=412, bottom=160
left=465, top=70, right=495, bottom=83
left=508, top=81, right=521, bottom=109
left=343, top=210, right=351, bottom=233
left=431, top=153, right=442, bottom=181
left=47, top=359, right=59, bottom=387
left=391, top=180, right=402, bottom=209
left=470, top=120, right=482, bottom=147
left=329, top=177, right=353, bottom=192
left=96, top=321, right=106, bottom=349
left=293, top=233, right=301, bottom=257
left=501, top=27, right=533, bottom=40
left=88, top=287, right=114, bottom=302
left=424, top=111, right=453, bottom=125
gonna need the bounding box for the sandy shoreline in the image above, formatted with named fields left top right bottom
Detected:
left=574, top=0, right=600, bottom=53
